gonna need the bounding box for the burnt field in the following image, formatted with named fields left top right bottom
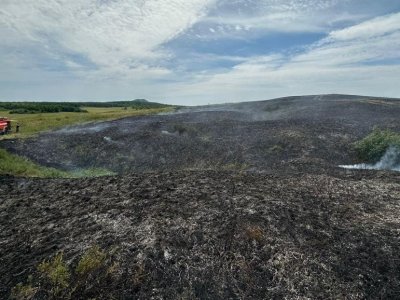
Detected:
left=2, top=94, right=400, bottom=174
left=1, top=170, right=400, bottom=299
left=1, top=94, right=400, bottom=299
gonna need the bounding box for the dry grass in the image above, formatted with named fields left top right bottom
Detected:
left=76, top=246, right=106, bottom=276
left=363, top=99, right=400, bottom=106
left=245, top=225, right=264, bottom=242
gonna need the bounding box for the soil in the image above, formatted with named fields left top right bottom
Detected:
left=1, top=95, right=400, bottom=299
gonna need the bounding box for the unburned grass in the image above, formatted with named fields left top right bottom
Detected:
left=354, top=128, right=400, bottom=163
left=0, top=148, right=68, bottom=178
left=0, top=106, right=174, bottom=139
left=12, top=246, right=119, bottom=299
left=38, top=253, right=70, bottom=289
left=10, top=277, right=38, bottom=300
left=76, top=246, right=106, bottom=276
left=0, top=148, right=115, bottom=178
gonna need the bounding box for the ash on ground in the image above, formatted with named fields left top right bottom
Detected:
left=1, top=95, right=400, bottom=299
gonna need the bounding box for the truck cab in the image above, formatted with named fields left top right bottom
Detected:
left=0, top=117, right=12, bottom=135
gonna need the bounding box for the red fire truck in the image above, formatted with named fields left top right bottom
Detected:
left=0, top=117, right=12, bottom=135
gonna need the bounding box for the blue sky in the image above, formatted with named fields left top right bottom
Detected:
left=0, top=0, right=399, bottom=105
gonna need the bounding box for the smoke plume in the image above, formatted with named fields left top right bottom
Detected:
left=340, top=146, right=400, bottom=172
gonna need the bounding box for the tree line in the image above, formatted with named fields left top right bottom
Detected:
left=0, top=99, right=170, bottom=114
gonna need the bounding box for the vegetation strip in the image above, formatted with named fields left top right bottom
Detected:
left=0, top=148, right=115, bottom=178
left=0, top=99, right=170, bottom=114
left=354, top=128, right=400, bottom=163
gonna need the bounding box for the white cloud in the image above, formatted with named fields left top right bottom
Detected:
left=163, top=13, right=400, bottom=104
left=294, top=13, right=400, bottom=66
left=201, top=0, right=363, bottom=35
left=0, top=1, right=399, bottom=104
left=0, top=0, right=216, bottom=74
left=328, top=12, right=400, bottom=40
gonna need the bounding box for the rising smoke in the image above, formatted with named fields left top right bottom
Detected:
left=340, top=146, right=400, bottom=172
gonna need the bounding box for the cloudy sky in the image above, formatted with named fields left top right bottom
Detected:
left=1, top=0, right=399, bottom=105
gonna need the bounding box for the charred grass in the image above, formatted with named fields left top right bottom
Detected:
left=1, top=170, right=400, bottom=299
left=2, top=96, right=400, bottom=299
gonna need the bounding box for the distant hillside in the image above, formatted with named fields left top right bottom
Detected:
left=78, top=99, right=169, bottom=109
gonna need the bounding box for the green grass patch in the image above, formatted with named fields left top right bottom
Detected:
left=12, top=246, right=121, bottom=299
left=0, top=148, right=68, bottom=178
left=38, top=253, right=70, bottom=290
left=0, top=148, right=115, bottom=178
left=354, top=128, right=400, bottom=163
left=76, top=246, right=106, bottom=276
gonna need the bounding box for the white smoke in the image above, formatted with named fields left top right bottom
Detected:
left=161, top=130, right=175, bottom=136
left=103, top=136, right=123, bottom=146
left=339, top=146, right=400, bottom=172
left=57, top=122, right=113, bottom=134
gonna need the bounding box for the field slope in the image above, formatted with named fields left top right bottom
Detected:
left=2, top=94, right=399, bottom=175
left=1, top=94, right=400, bottom=299
left=0, top=105, right=174, bottom=177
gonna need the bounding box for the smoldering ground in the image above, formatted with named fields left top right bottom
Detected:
left=1, top=94, right=400, bottom=175
left=340, top=146, right=400, bottom=172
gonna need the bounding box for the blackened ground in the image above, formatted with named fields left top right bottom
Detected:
left=2, top=94, right=400, bottom=174
left=2, top=94, right=400, bottom=299
left=1, top=170, right=399, bottom=299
